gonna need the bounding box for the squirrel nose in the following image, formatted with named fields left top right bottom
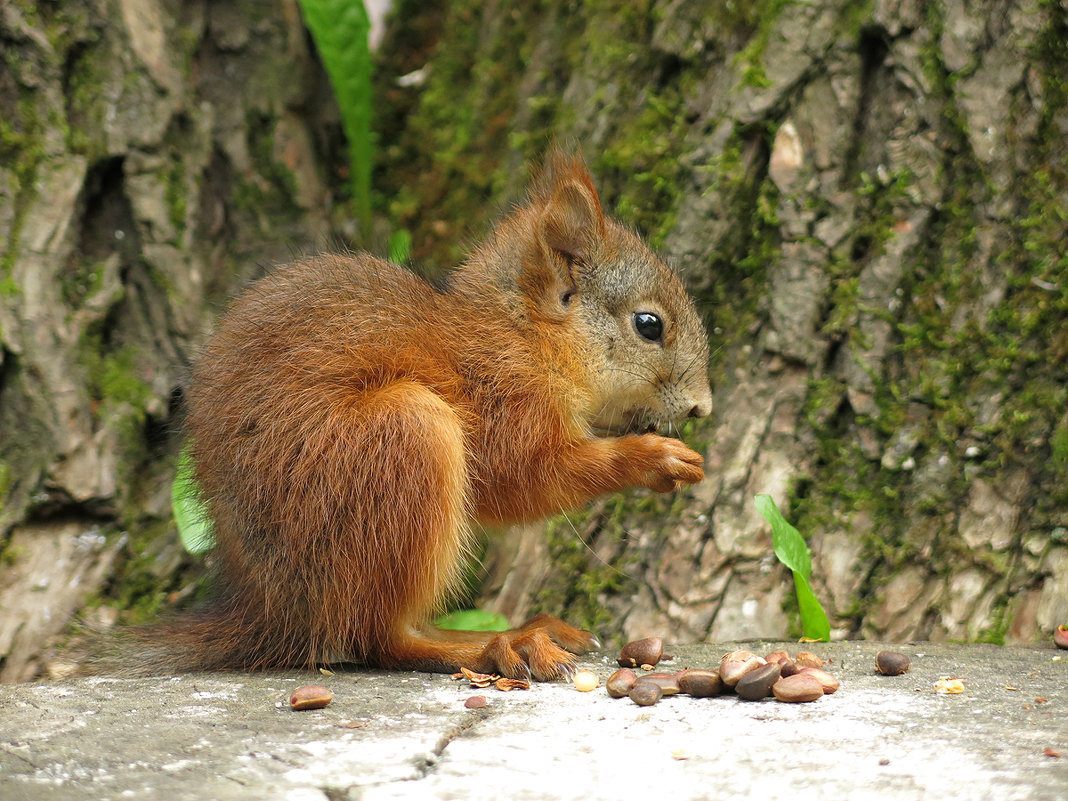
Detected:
left=688, top=398, right=712, bottom=419
left=686, top=381, right=713, bottom=419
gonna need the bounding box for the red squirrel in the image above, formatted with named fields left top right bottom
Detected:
left=170, top=152, right=711, bottom=680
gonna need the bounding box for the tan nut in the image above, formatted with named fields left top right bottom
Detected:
left=797, top=667, right=839, bottom=694
left=772, top=673, right=824, bottom=703
left=289, top=685, right=333, bottom=711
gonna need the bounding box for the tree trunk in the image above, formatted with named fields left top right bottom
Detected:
left=2, top=0, right=1065, bottom=681
left=375, top=0, right=1068, bottom=647
left=0, top=0, right=342, bottom=681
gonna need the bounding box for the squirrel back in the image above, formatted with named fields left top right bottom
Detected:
left=151, top=152, right=711, bottom=678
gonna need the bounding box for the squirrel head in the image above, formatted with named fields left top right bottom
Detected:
left=506, top=151, right=713, bottom=435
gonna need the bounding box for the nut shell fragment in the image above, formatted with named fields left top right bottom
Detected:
left=935, top=677, right=965, bottom=694
left=495, top=677, right=530, bottom=691
left=464, top=695, right=488, bottom=709
left=460, top=666, right=498, bottom=687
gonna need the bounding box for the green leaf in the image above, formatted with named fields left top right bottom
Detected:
left=793, top=573, right=831, bottom=642
left=172, top=445, right=215, bottom=555
left=755, top=493, right=811, bottom=579
left=296, top=0, right=373, bottom=243
left=755, top=493, right=830, bottom=641
left=387, top=228, right=412, bottom=264
left=434, top=609, right=511, bottom=632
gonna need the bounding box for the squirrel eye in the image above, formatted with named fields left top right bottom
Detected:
left=632, top=311, right=663, bottom=342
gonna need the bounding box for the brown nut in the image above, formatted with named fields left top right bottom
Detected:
left=772, top=673, right=824, bottom=703
left=778, top=659, right=800, bottom=677
left=764, top=650, right=792, bottom=665
left=677, top=668, right=722, bottom=698
left=464, top=695, right=488, bottom=709
left=1054, top=625, right=1068, bottom=650
left=719, top=651, right=766, bottom=688
left=638, top=672, right=681, bottom=696
left=628, top=679, right=663, bottom=706
left=619, top=637, right=663, bottom=668
left=794, top=651, right=824, bottom=669
left=606, top=668, right=639, bottom=698
left=735, top=662, right=782, bottom=700
left=798, top=667, right=839, bottom=694
left=289, top=685, right=333, bottom=711
left=875, top=650, right=911, bottom=676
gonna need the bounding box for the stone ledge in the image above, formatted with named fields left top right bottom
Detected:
left=1, top=641, right=1064, bottom=801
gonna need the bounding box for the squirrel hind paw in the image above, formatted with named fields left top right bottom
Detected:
left=478, top=630, right=577, bottom=682
left=509, top=629, right=579, bottom=682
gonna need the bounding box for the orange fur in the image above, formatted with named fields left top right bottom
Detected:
left=160, top=153, right=712, bottom=680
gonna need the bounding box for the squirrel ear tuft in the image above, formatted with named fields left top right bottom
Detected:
left=536, top=154, right=606, bottom=263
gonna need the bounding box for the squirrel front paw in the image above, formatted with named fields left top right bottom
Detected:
left=633, top=434, right=705, bottom=493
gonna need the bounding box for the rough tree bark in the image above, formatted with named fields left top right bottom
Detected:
left=0, top=0, right=342, bottom=681
left=1, top=0, right=1065, bottom=682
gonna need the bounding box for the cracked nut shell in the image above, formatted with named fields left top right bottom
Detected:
left=764, top=650, right=791, bottom=665
left=720, top=651, right=766, bottom=687
left=794, top=651, right=824, bottom=669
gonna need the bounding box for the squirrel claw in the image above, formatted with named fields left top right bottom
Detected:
left=556, top=661, right=578, bottom=682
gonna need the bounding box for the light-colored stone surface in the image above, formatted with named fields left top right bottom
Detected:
left=2, top=642, right=1065, bottom=801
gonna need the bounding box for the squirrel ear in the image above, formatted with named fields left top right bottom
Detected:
left=536, top=156, right=606, bottom=263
